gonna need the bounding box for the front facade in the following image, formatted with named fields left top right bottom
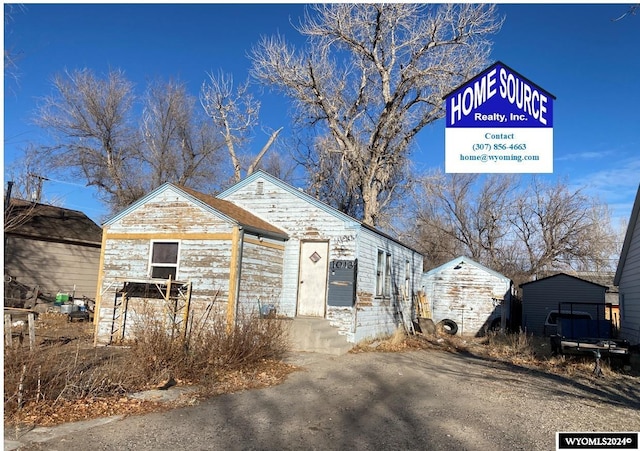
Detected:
left=93, top=184, right=288, bottom=345
left=218, top=171, right=424, bottom=343
left=94, top=172, right=423, bottom=346
left=421, top=256, right=512, bottom=336
left=520, top=273, right=607, bottom=337
left=614, top=184, right=640, bottom=346
left=4, top=200, right=102, bottom=304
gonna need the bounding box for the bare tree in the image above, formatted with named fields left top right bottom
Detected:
left=509, top=177, right=617, bottom=276
left=34, top=68, right=142, bottom=210
left=200, top=71, right=282, bottom=182
left=140, top=78, right=225, bottom=190
left=33, top=69, right=227, bottom=212
left=250, top=4, right=502, bottom=225
left=410, top=173, right=618, bottom=282
left=4, top=4, right=27, bottom=95
left=414, top=171, right=518, bottom=270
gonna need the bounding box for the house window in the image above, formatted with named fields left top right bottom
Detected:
left=376, top=250, right=392, bottom=297
left=385, top=253, right=392, bottom=297
left=150, top=241, right=179, bottom=279
left=376, top=250, right=385, bottom=296
left=404, top=260, right=411, bottom=298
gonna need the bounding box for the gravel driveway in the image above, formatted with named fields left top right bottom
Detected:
left=6, top=350, right=640, bottom=451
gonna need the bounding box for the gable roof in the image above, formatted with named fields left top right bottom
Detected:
left=104, top=183, right=288, bottom=240
left=614, top=184, right=640, bottom=285
left=423, top=256, right=510, bottom=283
left=519, top=272, right=608, bottom=289
left=217, top=170, right=422, bottom=254
left=5, top=199, right=102, bottom=245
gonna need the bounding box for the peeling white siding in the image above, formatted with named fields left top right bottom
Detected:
left=221, top=175, right=423, bottom=344
left=96, top=188, right=237, bottom=344
left=422, top=259, right=511, bottom=336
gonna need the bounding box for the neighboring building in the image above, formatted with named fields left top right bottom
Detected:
left=421, top=256, right=513, bottom=336
left=4, top=199, right=102, bottom=304
left=614, top=184, right=640, bottom=346
left=520, top=273, right=607, bottom=337
left=94, top=172, right=424, bottom=351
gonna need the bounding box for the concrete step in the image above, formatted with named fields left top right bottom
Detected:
left=288, top=317, right=353, bottom=355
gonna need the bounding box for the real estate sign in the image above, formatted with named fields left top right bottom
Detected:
left=444, top=61, right=555, bottom=173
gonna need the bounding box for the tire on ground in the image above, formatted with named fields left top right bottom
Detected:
left=437, top=319, right=458, bottom=335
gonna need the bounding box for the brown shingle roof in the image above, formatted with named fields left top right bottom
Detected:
left=5, top=199, right=102, bottom=245
left=176, top=185, right=287, bottom=239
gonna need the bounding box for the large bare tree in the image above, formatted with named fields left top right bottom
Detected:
left=250, top=4, right=502, bottom=225
left=140, top=78, right=225, bottom=190
left=411, top=172, right=618, bottom=283
left=34, top=69, right=226, bottom=212
left=35, top=68, right=143, bottom=209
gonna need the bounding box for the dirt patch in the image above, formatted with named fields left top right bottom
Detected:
left=5, top=316, right=638, bottom=433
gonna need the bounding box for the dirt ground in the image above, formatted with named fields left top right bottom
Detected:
left=6, top=347, right=640, bottom=451
left=4, top=313, right=640, bottom=450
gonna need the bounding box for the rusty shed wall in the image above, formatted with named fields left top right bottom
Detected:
left=423, top=262, right=510, bottom=336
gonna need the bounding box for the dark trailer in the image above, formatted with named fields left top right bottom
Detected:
left=550, top=301, right=630, bottom=364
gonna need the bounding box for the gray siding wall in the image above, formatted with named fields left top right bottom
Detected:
left=521, top=274, right=606, bottom=336
left=619, top=218, right=640, bottom=344
left=352, top=228, right=422, bottom=342
left=422, top=263, right=510, bottom=336
left=237, top=234, right=285, bottom=317
left=5, top=235, right=100, bottom=299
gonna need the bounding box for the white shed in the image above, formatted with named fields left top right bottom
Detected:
left=421, top=256, right=512, bottom=336
left=614, top=184, right=640, bottom=346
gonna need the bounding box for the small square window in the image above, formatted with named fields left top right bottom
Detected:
left=150, top=241, right=179, bottom=279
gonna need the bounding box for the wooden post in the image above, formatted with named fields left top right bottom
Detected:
left=28, top=313, right=36, bottom=351
left=227, top=226, right=244, bottom=331
left=5, top=313, right=12, bottom=347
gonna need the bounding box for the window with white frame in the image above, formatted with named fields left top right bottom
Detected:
left=150, top=241, right=179, bottom=279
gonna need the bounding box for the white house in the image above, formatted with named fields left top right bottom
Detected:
left=218, top=171, right=424, bottom=346
left=614, top=184, right=640, bottom=346
left=93, top=171, right=424, bottom=353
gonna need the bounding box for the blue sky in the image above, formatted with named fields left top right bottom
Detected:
left=3, top=3, right=640, bottom=228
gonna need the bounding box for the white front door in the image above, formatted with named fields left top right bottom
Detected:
left=297, top=241, right=329, bottom=317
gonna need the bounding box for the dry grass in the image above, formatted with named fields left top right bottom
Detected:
left=354, top=326, right=635, bottom=380
left=4, top=310, right=295, bottom=427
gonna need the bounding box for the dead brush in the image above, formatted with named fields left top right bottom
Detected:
left=125, top=309, right=291, bottom=388
left=485, top=330, right=537, bottom=363
left=3, top=341, right=132, bottom=421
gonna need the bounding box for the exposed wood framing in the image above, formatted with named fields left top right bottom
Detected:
left=93, top=229, right=109, bottom=346
left=227, top=226, right=243, bottom=328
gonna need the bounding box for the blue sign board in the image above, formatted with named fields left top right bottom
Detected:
left=445, top=61, right=555, bottom=128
